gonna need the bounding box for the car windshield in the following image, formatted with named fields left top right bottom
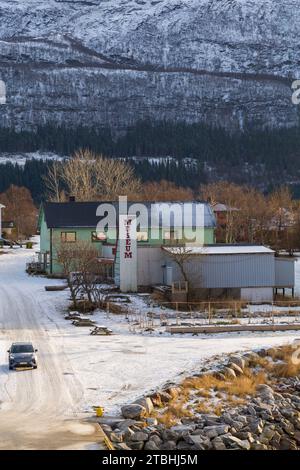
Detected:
left=11, top=344, right=34, bottom=353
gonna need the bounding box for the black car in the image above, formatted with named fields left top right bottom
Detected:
left=8, top=342, right=38, bottom=370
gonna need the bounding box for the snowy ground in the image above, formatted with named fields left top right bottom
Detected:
left=0, top=152, right=65, bottom=166
left=0, top=244, right=300, bottom=449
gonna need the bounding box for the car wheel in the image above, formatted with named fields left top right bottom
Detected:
left=33, top=365, right=37, bottom=369
left=9, top=365, right=13, bottom=370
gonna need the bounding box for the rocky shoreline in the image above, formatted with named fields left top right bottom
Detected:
left=100, top=345, right=300, bottom=450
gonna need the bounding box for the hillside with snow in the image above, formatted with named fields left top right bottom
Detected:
left=0, top=0, right=298, bottom=132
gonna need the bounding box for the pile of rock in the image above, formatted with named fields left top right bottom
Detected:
left=100, top=350, right=300, bottom=450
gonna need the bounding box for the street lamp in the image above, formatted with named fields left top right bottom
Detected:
left=0, top=204, right=5, bottom=240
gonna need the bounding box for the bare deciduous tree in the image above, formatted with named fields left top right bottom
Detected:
left=54, top=240, right=100, bottom=307
left=163, top=246, right=197, bottom=301
left=43, top=161, right=66, bottom=202
left=165, top=246, right=192, bottom=284
left=137, top=180, right=194, bottom=202
left=0, top=185, right=37, bottom=239
left=200, top=182, right=243, bottom=243
left=60, top=149, right=141, bottom=201
left=94, top=156, right=142, bottom=200
left=200, top=181, right=298, bottom=252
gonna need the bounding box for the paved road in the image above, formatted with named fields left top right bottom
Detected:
left=0, top=251, right=104, bottom=450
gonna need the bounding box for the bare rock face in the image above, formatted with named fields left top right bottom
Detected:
left=0, top=0, right=299, bottom=132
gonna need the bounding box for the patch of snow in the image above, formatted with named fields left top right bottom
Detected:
left=0, top=152, right=66, bottom=166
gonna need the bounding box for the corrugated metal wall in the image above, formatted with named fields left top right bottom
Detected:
left=275, top=258, right=295, bottom=288
left=136, top=247, right=276, bottom=289
left=167, top=253, right=275, bottom=289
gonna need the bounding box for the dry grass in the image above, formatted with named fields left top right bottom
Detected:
left=196, top=389, right=212, bottom=398
left=157, top=411, right=178, bottom=427
left=247, top=355, right=271, bottom=369
left=213, top=403, right=224, bottom=416
left=156, top=397, right=193, bottom=427
left=273, top=296, right=300, bottom=307
left=195, top=400, right=210, bottom=414
left=159, top=367, right=267, bottom=424
left=266, top=345, right=293, bottom=361
left=227, top=396, right=246, bottom=406
left=182, top=374, right=220, bottom=391
left=272, top=359, right=300, bottom=378
left=156, top=345, right=299, bottom=427
left=168, top=400, right=193, bottom=419
left=182, top=368, right=267, bottom=397
left=227, top=370, right=267, bottom=396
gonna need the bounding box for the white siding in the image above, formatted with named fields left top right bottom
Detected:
left=137, top=247, right=164, bottom=286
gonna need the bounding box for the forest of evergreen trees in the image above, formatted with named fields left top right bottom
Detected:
left=0, top=120, right=300, bottom=203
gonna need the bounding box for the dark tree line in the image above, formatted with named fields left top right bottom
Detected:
left=1, top=120, right=300, bottom=203
left=0, top=160, right=50, bottom=203
left=0, top=158, right=207, bottom=203
left=1, top=120, right=300, bottom=167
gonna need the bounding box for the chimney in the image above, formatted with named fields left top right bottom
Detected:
left=69, top=196, right=76, bottom=202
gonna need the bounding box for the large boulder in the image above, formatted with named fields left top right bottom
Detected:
left=144, top=440, right=160, bottom=451
left=121, top=404, right=146, bottom=420
left=229, top=362, right=244, bottom=376
left=116, top=419, right=138, bottom=431
left=212, top=436, right=227, bottom=451
left=114, top=442, right=132, bottom=450
left=134, top=397, right=154, bottom=414
left=279, top=436, right=298, bottom=450
left=177, top=440, right=197, bottom=450
left=230, top=355, right=246, bottom=370
left=162, top=429, right=180, bottom=442
left=160, top=440, right=177, bottom=450
left=148, top=434, right=162, bottom=447
left=130, top=441, right=145, bottom=450
left=109, top=431, right=124, bottom=443
left=203, top=425, right=229, bottom=439
left=256, top=384, right=274, bottom=395
left=223, top=434, right=251, bottom=450
left=159, top=391, right=173, bottom=403
left=223, top=367, right=237, bottom=379
left=130, top=431, right=149, bottom=442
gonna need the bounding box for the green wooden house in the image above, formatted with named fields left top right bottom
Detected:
left=38, top=200, right=216, bottom=276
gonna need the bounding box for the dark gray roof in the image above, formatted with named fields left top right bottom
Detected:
left=43, top=202, right=108, bottom=229
left=42, top=201, right=216, bottom=229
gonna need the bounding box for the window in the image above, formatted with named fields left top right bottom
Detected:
left=91, top=231, right=107, bottom=242
left=136, top=231, right=148, bottom=242
left=11, top=344, right=34, bottom=354
left=61, top=232, right=76, bottom=243
left=163, top=230, right=178, bottom=241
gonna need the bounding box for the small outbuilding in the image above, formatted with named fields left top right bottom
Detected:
left=129, top=244, right=295, bottom=302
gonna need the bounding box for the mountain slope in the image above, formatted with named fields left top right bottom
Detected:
left=0, top=0, right=298, bottom=131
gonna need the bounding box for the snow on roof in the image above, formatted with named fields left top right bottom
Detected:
left=164, top=245, right=274, bottom=255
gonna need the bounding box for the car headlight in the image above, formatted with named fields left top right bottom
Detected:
left=10, top=355, right=15, bottom=360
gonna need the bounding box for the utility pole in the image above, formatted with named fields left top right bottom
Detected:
left=0, top=204, right=5, bottom=239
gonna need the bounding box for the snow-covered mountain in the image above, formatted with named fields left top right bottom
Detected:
left=0, top=0, right=298, bottom=132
